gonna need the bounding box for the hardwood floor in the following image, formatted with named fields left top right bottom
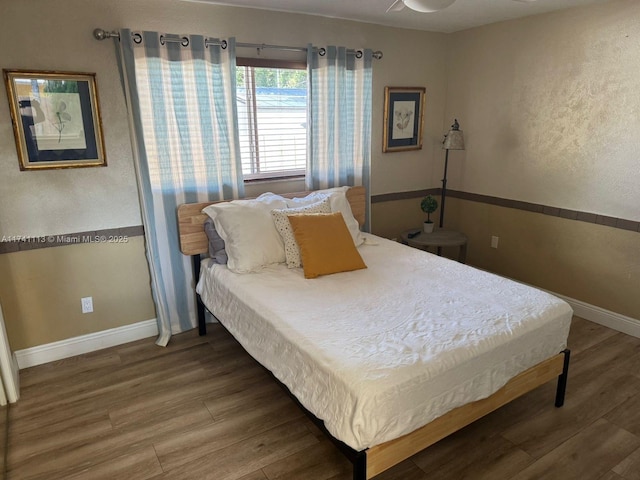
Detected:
left=7, top=316, right=640, bottom=480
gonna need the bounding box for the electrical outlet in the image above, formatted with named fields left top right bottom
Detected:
left=81, top=296, right=93, bottom=314
left=491, top=236, right=499, bottom=249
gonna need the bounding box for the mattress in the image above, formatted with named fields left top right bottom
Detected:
left=196, top=234, right=572, bottom=451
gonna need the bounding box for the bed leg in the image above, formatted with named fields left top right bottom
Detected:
left=192, top=255, right=206, bottom=336
left=555, top=349, right=571, bottom=407
left=353, top=451, right=367, bottom=480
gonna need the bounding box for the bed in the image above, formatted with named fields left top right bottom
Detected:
left=177, top=186, right=572, bottom=479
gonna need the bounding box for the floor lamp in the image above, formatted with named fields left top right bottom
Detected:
left=440, top=119, right=465, bottom=228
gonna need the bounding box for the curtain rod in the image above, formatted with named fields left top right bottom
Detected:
left=93, top=28, right=383, bottom=59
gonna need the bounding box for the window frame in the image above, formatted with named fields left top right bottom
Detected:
left=236, top=57, right=308, bottom=183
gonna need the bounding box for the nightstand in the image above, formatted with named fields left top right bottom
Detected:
left=400, top=229, right=468, bottom=263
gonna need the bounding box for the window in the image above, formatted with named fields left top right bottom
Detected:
left=236, top=60, right=307, bottom=181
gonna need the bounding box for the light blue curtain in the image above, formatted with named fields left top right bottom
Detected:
left=307, top=46, right=373, bottom=231
left=116, top=30, right=245, bottom=346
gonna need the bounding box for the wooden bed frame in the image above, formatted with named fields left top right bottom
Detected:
left=176, top=186, right=570, bottom=480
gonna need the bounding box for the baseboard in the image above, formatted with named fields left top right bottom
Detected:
left=14, top=319, right=158, bottom=370
left=553, top=294, right=640, bottom=339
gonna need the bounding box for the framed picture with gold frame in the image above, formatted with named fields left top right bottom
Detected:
left=3, top=70, right=106, bottom=170
left=383, top=86, right=425, bottom=153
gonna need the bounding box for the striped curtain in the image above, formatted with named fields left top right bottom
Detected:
left=307, top=46, right=373, bottom=230
left=116, top=30, right=244, bottom=346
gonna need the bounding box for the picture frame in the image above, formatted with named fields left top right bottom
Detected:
left=3, top=70, right=106, bottom=170
left=383, top=86, right=426, bottom=153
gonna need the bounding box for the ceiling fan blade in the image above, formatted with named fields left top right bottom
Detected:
left=386, top=0, right=405, bottom=13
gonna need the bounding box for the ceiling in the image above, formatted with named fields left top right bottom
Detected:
left=181, top=0, right=611, bottom=33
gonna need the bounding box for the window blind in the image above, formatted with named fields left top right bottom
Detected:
left=236, top=65, right=307, bottom=180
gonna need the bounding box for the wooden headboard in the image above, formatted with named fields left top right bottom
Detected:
left=177, top=186, right=366, bottom=256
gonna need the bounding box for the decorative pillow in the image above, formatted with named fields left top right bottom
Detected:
left=271, top=198, right=331, bottom=268
left=287, top=186, right=363, bottom=246
left=287, top=212, right=367, bottom=279
left=203, top=218, right=228, bottom=264
left=202, top=196, right=288, bottom=273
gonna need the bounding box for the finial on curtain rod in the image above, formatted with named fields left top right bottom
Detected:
left=93, top=28, right=120, bottom=40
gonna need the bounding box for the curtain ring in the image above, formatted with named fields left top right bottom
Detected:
left=132, top=32, right=143, bottom=44
left=355, top=50, right=363, bottom=59
left=181, top=36, right=189, bottom=47
left=159, top=35, right=165, bottom=45
left=318, top=47, right=326, bottom=57
left=221, top=39, right=228, bottom=49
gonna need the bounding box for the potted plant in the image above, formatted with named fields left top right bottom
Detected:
left=420, top=195, right=438, bottom=233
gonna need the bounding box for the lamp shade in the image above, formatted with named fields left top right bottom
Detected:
left=403, top=0, right=456, bottom=13
left=442, top=119, right=465, bottom=150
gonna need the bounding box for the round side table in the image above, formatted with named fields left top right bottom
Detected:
left=400, top=229, right=468, bottom=263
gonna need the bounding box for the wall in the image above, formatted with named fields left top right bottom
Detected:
left=444, top=197, right=640, bottom=320
left=444, top=0, right=640, bottom=217
left=439, top=0, right=640, bottom=320
left=0, top=238, right=156, bottom=350
left=0, top=0, right=448, bottom=349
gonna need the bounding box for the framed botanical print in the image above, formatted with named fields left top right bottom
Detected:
left=383, top=86, right=426, bottom=153
left=3, top=70, right=106, bottom=170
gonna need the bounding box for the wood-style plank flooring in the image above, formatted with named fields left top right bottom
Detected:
left=6, top=316, right=640, bottom=480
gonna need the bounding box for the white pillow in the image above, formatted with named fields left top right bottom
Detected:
left=255, top=191, right=288, bottom=203
left=287, top=187, right=363, bottom=246
left=271, top=198, right=331, bottom=268
left=202, top=196, right=288, bottom=273
left=286, top=191, right=330, bottom=208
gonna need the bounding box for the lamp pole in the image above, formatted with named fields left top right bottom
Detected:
left=439, top=148, right=449, bottom=229
left=439, top=118, right=464, bottom=230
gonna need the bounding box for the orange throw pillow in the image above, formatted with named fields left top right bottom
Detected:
left=287, top=212, right=367, bottom=279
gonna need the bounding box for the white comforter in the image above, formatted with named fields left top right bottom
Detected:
left=197, top=234, right=572, bottom=451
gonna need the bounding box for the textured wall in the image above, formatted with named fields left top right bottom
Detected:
left=443, top=0, right=640, bottom=221
left=434, top=0, right=640, bottom=322
left=0, top=3, right=143, bottom=237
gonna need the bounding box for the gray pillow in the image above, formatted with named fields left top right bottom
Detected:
left=204, top=218, right=228, bottom=264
